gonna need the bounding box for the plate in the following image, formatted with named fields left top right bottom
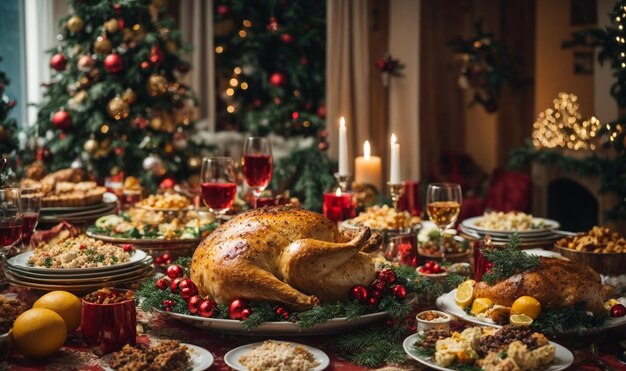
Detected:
left=224, top=341, right=329, bottom=371
left=102, top=343, right=213, bottom=371
left=436, top=290, right=626, bottom=335
left=41, top=192, right=117, bottom=213
left=403, top=333, right=573, bottom=371
left=5, top=264, right=154, bottom=284
left=154, top=308, right=390, bottom=336
left=341, top=220, right=421, bottom=233
left=7, top=249, right=147, bottom=274
left=462, top=217, right=560, bottom=236
left=86, top=230, right=202, bottom=247
left=6, top=256, right=153, bottom=278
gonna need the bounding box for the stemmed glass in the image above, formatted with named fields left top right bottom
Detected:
left=242, top=137, right=273, bottom=209
left=20, top=186, right=42, bottom=248
left=0, top=187, right=22, bottom=259
left=200, top=157, right=238, bottom=225
left=426, top=183, right=462, bottom=262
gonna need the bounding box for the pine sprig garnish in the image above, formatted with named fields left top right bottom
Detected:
left=173, top=256, right=192, bottom=276
left=378, top=295, right=411, bottom=319
left=337, top=325, right=408, bottom=367
left=482, top=233, right=540, bottom=285
left=296, top=302, right=344, bottom=329
left=137, top=278, right=189, bottom=314
left=243, top=302, right=278, bottom=330
left=531, top=304, right=609, bottom=335
left=411, top=331, right=436, bottom=357
left=446, top=273, right=466, bottom=291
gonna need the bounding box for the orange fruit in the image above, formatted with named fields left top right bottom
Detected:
left=510, top=296, right=542, bottom=320
left=12, top=308, right=67, bottom=358
left=33, top=291, right=82, bottom=332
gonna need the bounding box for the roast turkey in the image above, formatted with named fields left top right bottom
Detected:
left=474, top=257, right=609, bottom=314
left=190, top=207, right=381, bottom=311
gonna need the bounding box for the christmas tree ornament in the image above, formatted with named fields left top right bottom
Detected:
left=160, top=178, right=175, bottom=189
left=68, top=90, right=88, bottom=110
left=267, top=17, right=279, bottom=32
left=122, top=88, right=137, bottom=104
left=187, top=295, right=202, bottom=314
left=94, top=36, right=113, bottom=54
left=611, top=303, right=626, bottom=317
left=172, top=131, right=188, bottom=150
left=391, top=284, right=407, bottom=300
left=370, top=279, right=388, bottom=293
left=269, top=72, right=286, bottom=87
left=141, top=61, right=150, bottom=70
left=150, top=113, right=163, bottom=131
left=280, top=33, right=294, bottom=44
left=52, top=110, right=72, bottom=130
left=317, top=141, right=329, bottom=152
left=241, top=308, right=252, bottom=320
left=349, top=285, right=369, bottom=304
left=77, top=54, right=95, bottom=72
left=166, top=264, right=184, bottom=279
left=147, top=74, right=168, bottom=97
left=114, top=147, right=123, bottom=156
left=134, top=116, right=148, bottom=129
left=162, top=299, right=174, bottom=311
left=104, top=53, right=124, bottom=74
left=50, top=53, right=68, bottom=71
left=317, top=104, right=326, bottom=118
left=131, top=24, right=147, bottom=41
left=368, top=296, right=379, bottom=308
left=143, top=154, right=163, bottom=174
left=178, top=279, right=199, bottom=300
left=376, top=268, right=397, bottom=284
left=155, top=277, right=171, bottom=290
left=150, top=45, right=164, bottom=65
left=165, top=40, right=177, bottom=52
left=228, top=299, right=250, bottom=320
left=170, top=277, right=184, bottom=293
left=187, top=155, right=201, bottom=170
left=163, top=142, right=174, bottom=154
left=242, top=65, right=255, bottom=76
left=217, top=5, right=230, bottom=16
left=199, top=299, right=217, bottom=318
left=107, top=96, right=129, bottom=120
left=104, top=18, right=119, bottom=33
left=67, top=15, right=85, bottom=33
left=83, top=137, right=98, bottom=154
left=275, top=305, right=290, bottom=319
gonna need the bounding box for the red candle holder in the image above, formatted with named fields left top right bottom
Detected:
left=323, top=189, right=356, bottom=223
left=398, top=180, right=421, bottom=216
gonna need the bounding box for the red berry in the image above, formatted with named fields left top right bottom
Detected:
left=198, top=299, right=217, bottom=318
left=166, top=264, right=184, bottom=279
left=368, top=288, right=382, bottom=299
left=155, top=277, right=171, bottom=290
left=370, top=279, right=388, bottom=292
left=368, top=296, right=379, bottom=308
left=170, top=277, right=184, bottom=293
left=349, top=285, right=369, bottom=304
left=155, top=256, right=165, bottom=265
left=121, top=244, right=133, bottom=252
left=161, top=253, right=171, bottom=261
left=241, top=308, right=253, bottom=320
left=162, top=299, right=174, bottom=309
left=377, top=268, right=397, bottom=285
left=187, top=295, right=202, bottom=314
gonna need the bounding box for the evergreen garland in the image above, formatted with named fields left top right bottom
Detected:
left=481, top=234, right=540, bottom=285
left=337, top=325, right=409, bottom=367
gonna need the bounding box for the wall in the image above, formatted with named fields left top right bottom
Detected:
left=535, top=0, right=595, bottom=118
left=595, top=0, right=618, bottom=122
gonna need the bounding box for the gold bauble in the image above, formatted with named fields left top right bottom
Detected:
left=150, top=114, right=163, bottom=131
left=147, top=74, right=168, bottom=97
left=67, top=15, right=85, bottom=33
left=104, top=19, right=119, bottom=33
left=94, top=36, right=113, bottom=54
left=107, top=97, right=130, bottom=120
left=132, top=24, right=146, bottom=41
left=165, top=41, right=177, bottom=52
left=84, top=138, right=98, bottom=153
left=158, top=27, right=170, bottom=39
left=161, top=111, right=176, bottom=133
left=122, top=88, right=137, bottom=104
left=163, top=142, right=174, bottom=154
left=187, top=155, right=201, bottom=170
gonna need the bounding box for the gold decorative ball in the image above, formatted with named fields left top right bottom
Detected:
left=84, top=138, right=98, bottom=153
left=165, top=41, right=177, bottom=52
left=94, top=36, right=113, bottom=54
left=107, top=97, right=130, bottom=120
left=67, top=15, right=85, bottom=33
left=132, top=24, right=146, bottom=41
left=122, top=88, right=137, bottom=104
left=104, top=19, right=119, bottom=33
left=147, top=74, right=168, bottom=97
left=163, top=142, right=174, bottom=154
left=158, top=27, right=171, bottom=39
left=187, top=155, right=201, bottom=170
left=150, top=114, right=163, bottom=131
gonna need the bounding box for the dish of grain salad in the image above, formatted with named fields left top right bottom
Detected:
left=225, top=340, right=329, bottom=371
left=27, top=235, right=131, bottom=269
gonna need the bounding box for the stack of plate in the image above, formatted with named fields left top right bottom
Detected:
left=460, top=216, right=561, bottom=246
left=4, top=249, right=153, bottom=294
left=39, top=192, right=118, bottom=227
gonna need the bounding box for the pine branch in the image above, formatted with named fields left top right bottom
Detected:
left=531, top=304, right=609, bottom=335
left=243, top=302, right=277, bottom=330
left=482, top=234, right=540, bottom=285
left=336, top=325, right=408, bottom=367
left=296, top=302, right=343, bottom=329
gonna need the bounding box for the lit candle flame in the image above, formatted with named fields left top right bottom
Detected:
left=391, top=133, right=397, bottom=144
left=335, top=187, right=342, bottom=196
left=339, top=116, right=345, bottom=128
left=364, top=140, right=371, bottom=160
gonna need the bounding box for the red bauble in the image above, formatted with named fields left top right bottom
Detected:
left=216, top=5, right=230, bottom=16
left=391, top=284, right=407, bottom=301
left=368, top=296, right=379, bottom=308
left=349, top=285, right=369, bottom=304
left=228, top=299, right=250, bottom=320
left=150, top=46, right=164, bottom=65
left=178, top=279, right=198, bottom=300
left=166, top=264, right=184, bottom=279
left=121, top=243, right=133, bottom=252
left=269, top=72, right=286, bottom=87
left=611, top=303, right=626, bottom=318
left=162, top=299, right=174, bottom=310
left=170, top=277, right=184, bottom=293
left=104, top=53, right=124, bottom=74
left=275, top=305, right=289, bottom=320
left=160, top=178, right=175, bottom=189
left=300, top=56, right=309, bottom=65
left=155, top=277, right=171, bottom=290
left=241, top=308, right=253, bottom=320
left=113, top=3, right=122, bottom=12
left=52, top=110, right=72, bottom=131
left=280, top=33, right=294, bottom=44
left=199, top=299, right=217, bottom=318
left=369, top=289, right=382, bottom=300
left=161, top=253, right=172, bottom=264
left=267, top=17, right=279, bottom=31
left=370, top=279, right=388, bottom=293
left=155, top=256, right=164, bottom=265
left=316, top=104, right=326, bottom=118
left=141, top=61, right=150, bottom=70
left=376, top=268, right=397, bottom=285
left=50, top=53, right=68, bottom=71
left=187, top=295, right=202, bottom=314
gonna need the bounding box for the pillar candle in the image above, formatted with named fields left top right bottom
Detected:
left=390, top=133, right=401, bottom=183
left=338, top=116, right=348, bottom=176
left=354, top=140, right=382, bottom=190
left=323, top=187, right=356, bottom=222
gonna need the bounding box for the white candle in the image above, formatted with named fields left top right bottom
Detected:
left=355, top=140, right=383, bottom=190
left=390, top=133, right=400, bottom=183
left=338, top=116, right=348, bottom=176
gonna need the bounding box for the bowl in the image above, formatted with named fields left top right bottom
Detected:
left=416, top=265, right=449, bottom=284
left=556, top=246, right=626, bottom=276
left=416, top=310, right=451, bottom=333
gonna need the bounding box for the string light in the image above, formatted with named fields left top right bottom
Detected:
left=215, top=46, right=224, bottom=54
left=227, top=105, right=235, bottom=113
left=234, top=67, right=242, bottom=74
left=240, top=82, right=248, bottom=90
left=229, top=78, right=238, bottom=87
left=226, top=88, right=234, bottom=96
left=101, top=124, right=110, bottom=134
left=239, top=30, right=247, bottom=38
left=243, top=20, right=252, bottom=27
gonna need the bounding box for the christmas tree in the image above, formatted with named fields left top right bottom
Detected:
left=214, top=0, right=326, bottom=136
left=35, top=0, right=201, bottom=186
left=0, top=57, right=19, bottom=158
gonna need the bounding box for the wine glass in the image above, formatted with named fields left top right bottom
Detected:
left=426, top=183, right=462, bottom=262
left=200, top=157, right=238, bottom=225
left=242, top=137, right=273, bottom=209
left=0, top=187, right=23, bottom=259
left=20, top=186, right=42, bottom=248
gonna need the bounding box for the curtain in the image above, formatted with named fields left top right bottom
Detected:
left=326, top=0, right=370, bottom=175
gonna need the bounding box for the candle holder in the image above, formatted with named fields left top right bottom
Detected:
left=334, top=173, right=352, bottom=192
left=387, top=182, right=405, bottom=210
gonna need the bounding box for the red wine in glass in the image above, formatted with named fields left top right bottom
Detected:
left=0, top=223, right=22, bottom=248
left=21, top=212, right=39, bottom=246
left=243, top=154, right=272, bottom=188
left=201, top=182, right=237, bottom=211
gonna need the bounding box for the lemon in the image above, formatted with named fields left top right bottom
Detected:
left=12, top=308, right=67, bottom=358
left=33, top=291, right=82, bottom=332
left=510, top=296, right=542, bottom=320
left=471, top=297, right=494, bottom=315
left=455, top=280, right=475, bottom=308
left=509, top=314, right=533, bottom=326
